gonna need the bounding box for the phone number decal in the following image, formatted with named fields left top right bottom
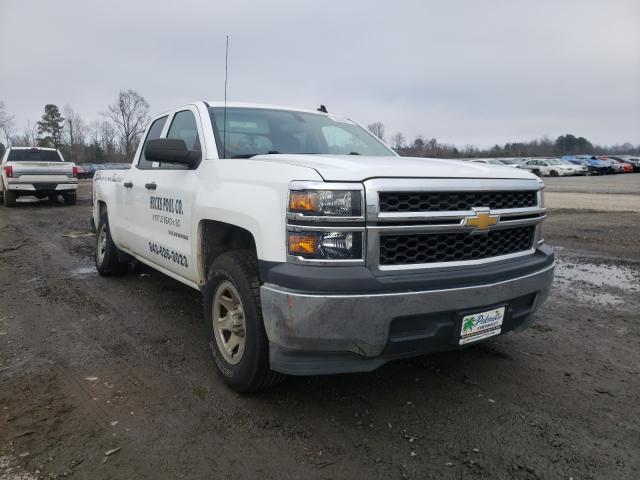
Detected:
left=148, top=242, right=189, bottom=268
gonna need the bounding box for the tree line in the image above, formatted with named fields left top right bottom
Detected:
left=1, top=98, right=638, bottom=163
left=366, top=122, right=640, bottom=158
left=0, top=90, right=150, bottom=164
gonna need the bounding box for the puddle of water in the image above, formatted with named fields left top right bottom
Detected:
left=68, top=266, right=97, bottom=277
left=554, top=257, right=639, bottom=306
left=63, top=231, right=95, bottom=239
left=555, top=260, right=639, bottom=292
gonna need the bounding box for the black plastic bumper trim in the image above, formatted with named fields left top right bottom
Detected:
left=259, top=245, right=554, bottom=294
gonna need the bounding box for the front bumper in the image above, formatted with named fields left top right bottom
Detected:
left=261, top=250, right=554, bottom=375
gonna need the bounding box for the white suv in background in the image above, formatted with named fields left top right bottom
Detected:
left=520, top=158, right=574, bottom=177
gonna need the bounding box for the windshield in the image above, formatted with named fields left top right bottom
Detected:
left=547, top=159, right=561, bottom=165
left=208, top=107, right=395, bottom=158
left=7, top=149, right=62, bottom=162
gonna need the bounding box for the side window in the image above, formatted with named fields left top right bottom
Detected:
left=160, top=110, right=201, bottom=169
left=137, top=116, right=168, bottom=169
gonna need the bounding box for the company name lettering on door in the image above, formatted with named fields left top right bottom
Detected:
left=150, top=196, right=183, bottom=215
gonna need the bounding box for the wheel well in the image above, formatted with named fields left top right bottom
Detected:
left=97, top=200, right=107, bottom=218
left=199, top=220, right=257, bottom=283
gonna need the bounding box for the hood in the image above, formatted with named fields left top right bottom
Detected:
left=250, top=154, right=540, bottom=182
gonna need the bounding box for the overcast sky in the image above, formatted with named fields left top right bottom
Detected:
left=1, top=0, right=638, bottom=147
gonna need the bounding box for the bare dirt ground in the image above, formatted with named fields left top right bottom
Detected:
left=1, top=179, right=639, bottom=480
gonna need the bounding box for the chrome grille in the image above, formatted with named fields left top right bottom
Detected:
left=379, top=226, right=535, bottom=266
left=364, top=178, right=545, bottom=271
left=378, top=190, right=538, bottom=213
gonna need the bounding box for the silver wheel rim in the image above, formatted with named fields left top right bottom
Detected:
left=212, top=281, right=246, bottom=365
left=97, top=227, right=108, bottom=265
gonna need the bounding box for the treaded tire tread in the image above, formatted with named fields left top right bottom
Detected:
left=3, top=189, right=17, bottom=207
left=204, top=250, right=285, bottom=393
left=95, top=213, right=128, bottom=276
left=63, top=193, right=77, bottom=205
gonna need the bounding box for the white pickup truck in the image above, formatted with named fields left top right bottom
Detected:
left=1, top=147, right=78, bottom=206
left=92, top=102, right=554, bottom=392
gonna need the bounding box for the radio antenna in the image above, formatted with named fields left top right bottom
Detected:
left=223, top=35, right=229, bottom=158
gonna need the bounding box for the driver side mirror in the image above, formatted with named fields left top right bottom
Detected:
left=144, top=138, right=201, bottom=167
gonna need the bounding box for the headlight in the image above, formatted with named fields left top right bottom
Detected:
left=288, top=231, right=363, bottom=260
left=289, top=189, right=361, bottom=217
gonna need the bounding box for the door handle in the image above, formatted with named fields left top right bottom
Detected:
left=123, top=181, right=133, bottom=188
left=145, top=182, right=157, bottom=190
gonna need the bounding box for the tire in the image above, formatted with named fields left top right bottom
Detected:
left=204, top=250, right=285, bottom=393
left=95, top=213, right=128, bottom=276
left=549, top=170, right=559, bottom=177
left=63, top=193, right=77, bottom=205
left=3, top=189, right=17, bottom=207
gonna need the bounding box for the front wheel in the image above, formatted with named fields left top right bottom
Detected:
left=549, top=170, right=559, bottom=177
left=204, top=250, right=285, bottom=393
left=95, top=213, right=128, bottom=276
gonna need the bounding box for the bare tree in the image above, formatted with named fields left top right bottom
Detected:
left=105, top=90, right=150, bottom=161
left=63, top=105, right=86, bottom=163
left=391, top=132, right=406, bottom=150
left=0, top=101, right=15, bottom=147
left=100, top=121, right=118, bottom=161
left=367, top=121, right=385, bottom=141
left=11, top=122, right=39, bottom=147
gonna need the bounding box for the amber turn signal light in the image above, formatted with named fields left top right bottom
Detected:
left=289, top=192, right=319, bottom=213
left=288, top=234, right=318, bottom=256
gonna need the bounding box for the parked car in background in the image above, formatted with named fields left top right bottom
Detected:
left=471, top=158, right=541, bottom=176
left=471, top=158, right=508, bottom=166
left=75, top=165, right=88, bottom=178
left=565, top=158, right=599, bottom=175
left=498, top=159, right=524, bottom=167
left=497, top=158, right=543, bottom=174
left=603, top=158, right=633, bottom=173
left=520, top=158, right=574, bottom=177
left=595, top=157, right=624, bottom=174
left=610, top=156, right=640, bottom=172
left=1, top=147, right=78, bottom=206
left=558, top=159, right=588, bottom=175
left=570, top=156, right=614, bottom=175
left=79, top=164, right=96, bottom=178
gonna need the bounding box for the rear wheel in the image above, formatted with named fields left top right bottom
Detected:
left=3, top=189, right=17, bottom=207
left=63, top=193, right=77, bottom=205
left=204, top=250, right=285, bottom=393
left=95, top=213, right=128, bottom=276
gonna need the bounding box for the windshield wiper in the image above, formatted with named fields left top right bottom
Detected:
left=231, top=150, right=281, bottom=159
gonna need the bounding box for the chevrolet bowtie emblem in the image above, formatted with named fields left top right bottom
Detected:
left=465, top=209, right=499, bottom=231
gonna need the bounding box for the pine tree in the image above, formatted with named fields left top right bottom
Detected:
left=37, top=104, right=65, bottom=148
